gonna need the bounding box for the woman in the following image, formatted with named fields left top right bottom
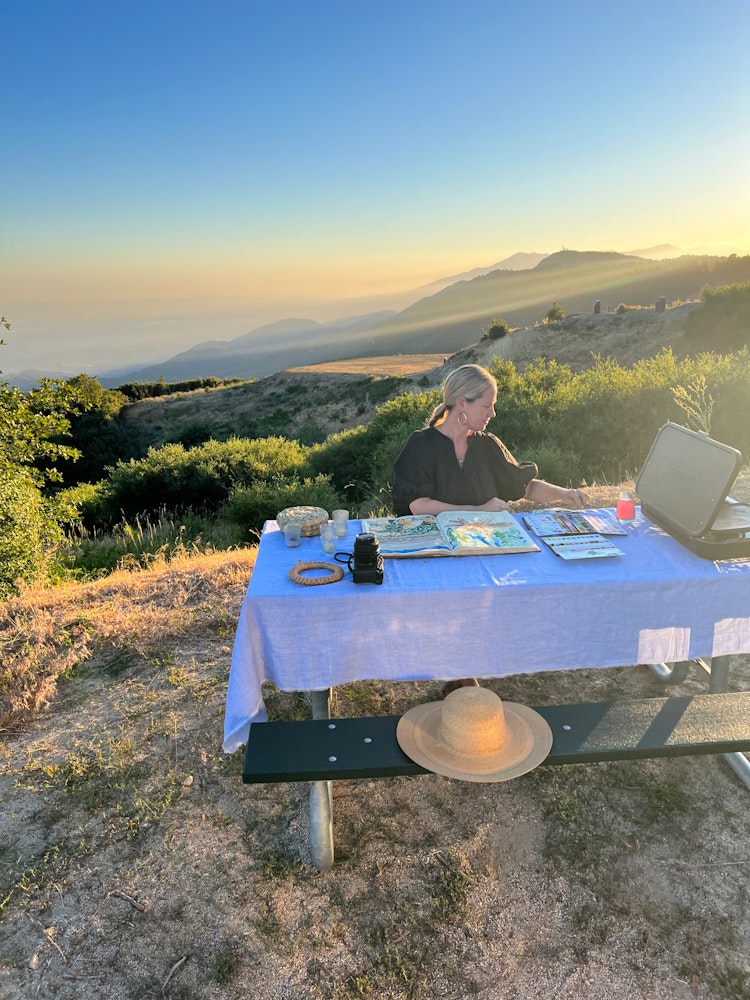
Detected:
left=391, top=363, right=589, bottom=694
left=392, top=364, right=588, bottom=517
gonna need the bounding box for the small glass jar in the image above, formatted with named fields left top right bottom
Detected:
left=616, top=490, right=636, bottom=525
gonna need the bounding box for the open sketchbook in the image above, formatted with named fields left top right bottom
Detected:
left=361, top=510, right=540, bottom=558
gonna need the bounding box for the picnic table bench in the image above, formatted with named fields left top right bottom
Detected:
left=243, top=658, right=750, bottom=870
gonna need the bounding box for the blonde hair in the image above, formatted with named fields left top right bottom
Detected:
left=428, top=364, right=496, bottom=427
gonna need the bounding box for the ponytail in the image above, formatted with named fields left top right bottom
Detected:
left=427, top=364, right=496, bottom=427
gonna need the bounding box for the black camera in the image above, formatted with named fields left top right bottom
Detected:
left=350, top=532, right=384, bottom=585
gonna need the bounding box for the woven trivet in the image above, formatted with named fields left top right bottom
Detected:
left=277, top=505, right=329, bottom=537
left=289, top=561, right=344, bottom=586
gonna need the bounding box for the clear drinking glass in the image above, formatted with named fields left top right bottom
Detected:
left=284, top=523, right=302, bottom=547
left=332, top=509, right=349, bottom=537
left=319, top=522, right=337, bottom=554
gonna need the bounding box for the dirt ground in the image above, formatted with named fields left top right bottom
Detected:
left=1, top=477, right=748, bottom=1000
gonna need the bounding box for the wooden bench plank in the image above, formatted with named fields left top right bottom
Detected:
left=243, top=692, right=750, bottom=783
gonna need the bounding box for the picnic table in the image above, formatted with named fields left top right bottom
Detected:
left=225, top=508, right=750, bottom=868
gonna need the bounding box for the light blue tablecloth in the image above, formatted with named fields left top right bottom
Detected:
left=223, top=509, right=750, bottom=752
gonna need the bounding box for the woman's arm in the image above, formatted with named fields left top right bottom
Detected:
left=524, top=478, right=589, bottom=508
left=409, top=496, right=511, bottom=515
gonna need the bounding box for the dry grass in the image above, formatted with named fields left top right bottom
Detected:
left=288, top=355, right=449, bottom=376
left=0, top=550, right=256, bottom=733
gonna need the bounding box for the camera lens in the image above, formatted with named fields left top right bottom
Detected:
left=353, top=532, right=379, bottom=567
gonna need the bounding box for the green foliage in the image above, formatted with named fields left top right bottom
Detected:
left=0, top=323, right=102, bottom=593
left=529, top=443, right=584, bottom=488
left=117, top=375, right=246, bottom=400
left=0, top=379, right=86, bottom=484
left=57, top=510, right=235, bottom=578
left=305, top=391, right=436, bottom=506
left=0, top=468, right=60, bottom=595
left=672, top=374, right=714, bottom=434
left=485, top=349, right=750, bottom=482
left=87, top=436, right=308, bottom=528
left=51, top=374, right=141, bottom=486
left=544, top=301, right=566, bottom=324
left=684, top=280, right=750, bottom=353
left=482, top=316, right=510, bottom=340
left=222, top=474, right=344, bottom=538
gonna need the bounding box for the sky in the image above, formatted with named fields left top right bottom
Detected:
left=2, top=0, right=749, bottom=375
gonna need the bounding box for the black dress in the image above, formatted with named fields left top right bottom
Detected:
left=391, top=426, right=538, bottom=517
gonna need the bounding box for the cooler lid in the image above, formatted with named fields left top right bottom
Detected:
left=635, top=422, right=742, bottom=537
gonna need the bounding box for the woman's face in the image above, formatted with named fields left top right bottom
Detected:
left=461, top=386, right=496, bottom=431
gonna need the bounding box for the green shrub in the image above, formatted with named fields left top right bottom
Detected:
left=530, top=443, right=584, bottom=488
left=544, top=302, right=566, bottom=324
left=482, top=316, right=510, bottom=340
left=222, top=474, right=344, bottom=538
left=58, top=510, right=235, bottom=578
left=306, top=391, right=435, bottom=503
left=93, top=436, right=307, bottom=527
left=684, top=281, right=750, bottom=353
left=484, top=349, right=750, bottom=483
left=0, top=469, right=59, bottom=595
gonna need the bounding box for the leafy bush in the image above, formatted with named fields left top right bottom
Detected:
left=90, top=436, right=308, bottom=527
left=51, top=374, right=141, bottom=486
left=57, top=510, right=235, bottom=578
left=306, top=391, right=435, bottom=504
left=684, top=281, right=750, bottom=353
left=482, top=317, right=510, bottom=340
left=529, top=443, right=584, bottom=488
left=487, top=349, right=750, bottom=482
left=222, top=474, right=344, bottom=538
left=0, top=469, right=59, bottom=595
left=117, top=376, right=245, bottom=401
left=544, top=302, right=566, bottom=324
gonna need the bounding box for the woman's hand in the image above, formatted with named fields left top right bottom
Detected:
left=478, top=497, right=511, bottom=512
left=563, top=487, right=589, bottom=509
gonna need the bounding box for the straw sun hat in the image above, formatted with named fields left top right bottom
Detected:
left=396, top=686, right=553, bottom=783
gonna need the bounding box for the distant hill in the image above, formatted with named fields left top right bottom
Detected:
left=351, top=250, right=750, bottom=356
left=99, top=310, right=396, bottom=388
left=412, top=251, right=550, bottom=296
left=9, top=247, right=749, bottom=390
left=120, top=301, right=707, bottom=450
left=94, top=249, right=750, bottom=386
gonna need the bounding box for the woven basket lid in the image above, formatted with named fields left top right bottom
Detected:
left=276, top=506, right=329, bottom=537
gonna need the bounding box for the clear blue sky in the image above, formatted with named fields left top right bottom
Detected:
left=2, top=0, right=749, bottom=373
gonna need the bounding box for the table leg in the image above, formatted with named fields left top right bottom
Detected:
left=308, top=688, right=334, bottom=871
left=697, top=657, right=750, bottom=790
left=647, top=661, right=692, bottom=685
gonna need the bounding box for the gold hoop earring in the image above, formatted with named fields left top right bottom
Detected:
left=458, top=411, right=468, bottom=426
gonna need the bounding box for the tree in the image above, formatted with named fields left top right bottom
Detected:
left=0, top=379, right=86, bottom=482
left=51, top=374, right=135, bottom=486
left=0, top=318, right=92, bottom=591
left=544, top=302, right=566, bottom=324
left=483, top=316, right=510, bottom=340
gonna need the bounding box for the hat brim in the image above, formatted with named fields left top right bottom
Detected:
left=396, top=699, right=553, bottom=783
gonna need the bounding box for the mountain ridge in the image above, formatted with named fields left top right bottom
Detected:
left=6, top=246, right=749, bottom=390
